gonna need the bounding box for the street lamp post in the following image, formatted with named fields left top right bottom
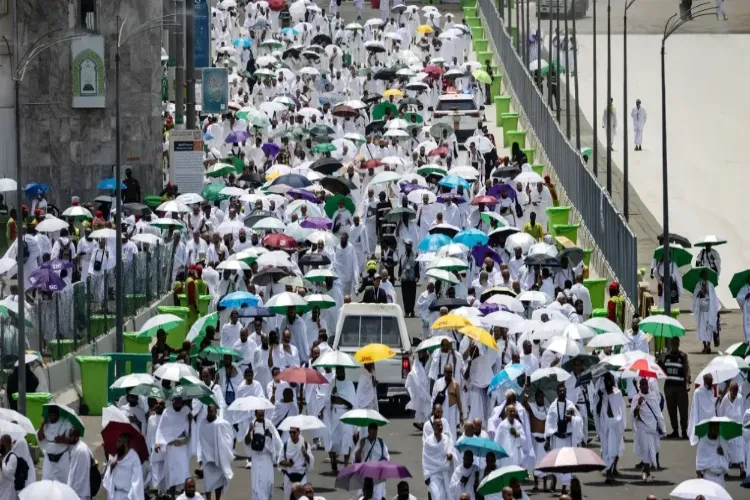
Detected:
left=555, top=0, right=561, bottom=122
left=606, top=0, right=612, bottom=194
left=661, top=2, right=716, bottom=316
left=623, top=0, right=637, bottom=221
left=592, top=0, right=598, bottom=176
left=6, top=24, right=80, bottom=415
left=564, top=0, right=570, bottom=139
left=115, top=15, right=177, bottom=360
left=572, top=6, right=580, bottom=150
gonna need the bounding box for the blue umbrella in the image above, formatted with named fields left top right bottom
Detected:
left=455, top=436, right=508, bottom=459
left=97, top=178, right=126, bottom=190
left=219, top=291, right=261, bottom=309
left=23, top=183, right=49, bottom=197
left=454, top=228, right=489, bottom=248
left=233, top=37, right=253, bottom=48
left=28, top=268, right=66, bottom=292
left=418, top=234, right=452, bottom=252
left=488, top=364, right=526, bottom=394
left=438, top=174, right=471, bottom=190
left=281, top=27, right=299, bottom=36
left=203, top=132, right=214, bottom=141
left=225, top=130, right=250, bottom=144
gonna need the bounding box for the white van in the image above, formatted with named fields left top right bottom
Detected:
left=333, top=303, right=413, bottom=404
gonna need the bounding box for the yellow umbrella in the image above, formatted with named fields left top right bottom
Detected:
left=383, top=88, right=404, bottom=98
left=416, top=25, right=434, bottom=34
left=355, top=343, right=396, bottom=363
left=431, top=314, right=472, bottom=330
left=266, top=171, right=281, bottom=181
left=459, top=326, right=499, bottom=351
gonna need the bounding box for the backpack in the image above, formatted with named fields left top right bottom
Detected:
left=250, top=421, right=267, bottom=452
left=7, top=452, right=29, bottom=491
left=60, top=241, right=74, bottom=262
left=90, top=456, right=102, bottom=497
left=22, top=240, right=29, bottom=264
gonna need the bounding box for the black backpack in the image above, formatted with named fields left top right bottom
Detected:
left=7, top=452, right=29, bottom=491
left=250, top=421, right=268, bottom=452
left=90, top=456, right=102, bottom=497
left=22, top=241, right=29, bottom=264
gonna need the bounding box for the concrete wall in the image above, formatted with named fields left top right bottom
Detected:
left=0, top=0, right=165, bottom=208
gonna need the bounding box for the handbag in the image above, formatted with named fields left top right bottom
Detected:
left=669, top=280, right=680, bottom=304
left=250, top=421, right=268, bottom=452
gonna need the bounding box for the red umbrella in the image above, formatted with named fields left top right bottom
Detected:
left=428, top=146, right=449, bottom=157
left=424, top=65, right=445, bottom=76
left=278, top=367, right=330, bottom=384
left=471, top=195, right=498, bottom=206
left=362, top=159, right=383, bottom=170
left=263, top=233, right=298, bottom=250
left=535, top=447, right=606, bottom=473
left=101, top=421, right=149, bottom=463
left=268, top=0, right=286, bottom=10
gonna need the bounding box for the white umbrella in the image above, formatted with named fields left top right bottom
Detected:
left=219, top=186, right=246, bottom=198
left=532, top=320, right=571, bottom=341
left=257, top=250, right=293, bottom=268
left=0, top=408, right=35, bottom=434
left=483, top=294, right=525, bottom=314
left=425, top=268, right=459, bottom=284
left=416, top=335, right=455, bottom=351
left=298, top=107, right=323, bottom=119
left=407, top=189, right=436, bottom=205
left=428, top=257, right=469, bottom=271
left=61, top=206, right=93, bottom=219
left=176, top=193, right=204, bottom=205
left=483, top=311, right=523, bottom=329
left=528, top=242, right=558, bottom=258
left=89, top=228, right=118, bottom=240
left=370, top=171, right=401, bottom=185
left=132, top=233, right=162, bottom=245
left=436, top=243, right=470, bottom=257
left=517, top=290, right=551, bottom=305
left=0, top=419, right=29, bottom=440
left=669, top=478, right=731, bottom=500
left=530, top=367, right=571, bottom=383
left=226, top=396, right=275, bottom=423
left=299, top=66, right=321, bottom=76
left=306, top=230, right=339, bottom=248
left=545, top=336, right=582, bottom=356
left=0, top=178, right=17, bottom=192
left=252, top=217, right=286, bottom=232
left=139, top=314, right=184, bottom=336
left=35, top=217, right=68, bottom=233
left=381, top=156, right=406, bottom=167
left=697, top=355, right=749, bottom=384
left=277, top=415, right=326, bottom=432
left=217, top=259, right=251, bottom=271
left=110, top=373, right=154, bottom=389
left=448, top=166, right=480, bottom=179
left=465, top=136, right=493, bottom=153
left=156, top=200, right=191, bottom=213
left=384, top=129, right=409, bottom=138
left=504, top=232, right=536, bottom=254
left=0, top=257, right=17, bottom=275
left=154, top=362, right=198, bottom=382
left=514, top=171, right=544, bottom=185
left=586, top=331, right=630, bottom=348
left=563, top=323, right=596, bottom=341
left=305, top=268, right=336, bottom=281
left=385, top=118, right=410, bottom=129
left=312, top=350, right=360, bottom=369
left=19, top=480, right=80, bottom=500
left=583, top=317, right=624, bottom=334
left=266, top=291, right=309, bottom=310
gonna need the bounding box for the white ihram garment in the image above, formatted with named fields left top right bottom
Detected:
left=696, top=436, right=730, bottom=487
left=102, top=449, right=144, bottom=500
left=198, top=417, right=235, bottom=493
left=422, top=432, right=457, bottom=500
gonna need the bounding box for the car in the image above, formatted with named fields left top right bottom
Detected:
left=539, top=0, right=589, bottom=18
left=433, top=93, right=482, bottom=143
left=332, top=303, right=412, bottom=404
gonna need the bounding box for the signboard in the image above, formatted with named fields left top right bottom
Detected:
left=201, top=68, right=228, bottom=114
left=194, top=0, right=211, bottom=69
left=169, top=129, right=204, bottom=195
left=71, top=35, right=105, bottom=108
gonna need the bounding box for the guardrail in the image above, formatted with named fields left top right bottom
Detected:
left=477, top=0, right=638, bottom=304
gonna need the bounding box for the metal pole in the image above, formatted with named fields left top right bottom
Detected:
left=623, top=3, right=629, bottom=220
left=661, top=40, right=671, bottom=317
left=536, top=0, right=541, bottom=89
left=114, top=18, right=124, bottom=357
left=526, top=0, right=530, bottom=66
left=174, top=0, right=184, bottom=126
left=515, top=0, right=520, bottom=50
left=520, top=0, right=525, bottom=63
left=547, top=3, right=553, bottom=108
left=592, top=0, right=598, bottom=175
left=564, top=0, right=570, bottom=138
left=572, top=15, right=580, bottom=150
left=606, top=0, right=612, bottom=194
left=13, top=0, right=26, bottom=416
left=555, top=0, right=561, bottom=122
left=185, top=0, right=196, bottom=129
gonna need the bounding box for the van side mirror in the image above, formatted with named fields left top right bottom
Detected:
left=411, top=337, right=422, bottom=348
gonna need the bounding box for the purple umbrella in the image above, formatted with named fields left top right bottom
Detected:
left=225, top=130, right=250, bottom=144
left=28, top=268, right=66, bottom=292
left=287, top=188, right=319, bottom=203
left=399, top=182, right=424, bottom=195
left=300, top=217, right=333, bottom=230
left=472, top=244, right=503, bottom=266
left=478, top=303, right=500, bottom=315
left=437, top=193, right=467, bottom=204
left=487, top=183, right=518, bottom=201
left=335, top=461, right=412, bottom=491
left=41, top=259, right=74, bottom=272
left=262, top=142, right=281, bottom=157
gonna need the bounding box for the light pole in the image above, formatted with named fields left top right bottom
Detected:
left=547, top=2, right=553, bottom=108
left=115, top=15, right=177, bottom=359
left=660, top=2, right=716, bottom=316
left=564, top=0, right=570, bottom=139
left=592, top=0, right=598, bottom=176
left=525, top=0, right=531, bottom=66
left=536, top=0, right=542, bottom=89
left=606, top=0, right=612, bottom=194
left=519, top=0, right=525, bottom=64
left=555, top=0, right=561, bottom=122
left=623, top=0, right=637, bottom=221
left=6, top=24, right=80, bottom=415
left=515, top=0, right=521, bottom=51
left=572, top=7, right=580, bottom=150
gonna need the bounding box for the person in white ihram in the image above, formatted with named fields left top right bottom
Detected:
left=36, top=405, right=73, bottom=481
left=422, top=419, right=457, bottom=500
left=544, top=384, right=584, bottom=495
left=631, top=99, right=647, bottom=151
left=102, top=433, right=145, bottom=500
left=735, top=274, right=750, bottom=342
left=67, top=427, right=93, bottom=500
left=688, top=373, right=717, bottom=446
left=197, top=404, right=234, bottom=500
left=631, top=378, right=665, bottom=483
left=601, top=98, right=617, bottom=151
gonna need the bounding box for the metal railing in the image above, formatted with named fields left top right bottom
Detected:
left=479, top=0, right=638, bottom=303
left=0, top=243, right=175, bottom=363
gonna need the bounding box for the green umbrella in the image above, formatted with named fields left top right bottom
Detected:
left=385, top=206, right=417, bottom=222
left=695, top=417, right=743, bottom=441
left=372, top=102, right=398, bottom=120
left=638, top=314, right=685, bottom=338
left=169, top=383, right=214, bottom=401
left=250, top=113, right=271, bottom=130
left=481, top=212, right=507, bottom=227
left=312, top=142, right=336, bottom=154
left=253, top=68, right=274, bottom=78
left=178, top=377, right=218, bottom=406
left=339, top=409, right=389, bottom=427
left=205, top=162, right=236, bottom=178
left=137, top=314, right=185, bottom=339
left=261, top=39, right=283, bottom=49
left=324, top=194, right=355, bottom=218
left=729, top=269, right=750, bottom=297
left=682, top=266, right=718, bottom=295
left=305, top=293, right=336, bottom=309
left=550, top=59, right=566, bottom=74
left=652, top=244, right=693, bottom=268
left=202, top=183, right=230, bottom=202
left=131, top=383, right=169, bottom=400
left=477, top=466, right=529, bottom=495
left=581, top=147, right=593, bottom=157
left=43, top=403, right=85, bottom=437
left=403, top=112, right=424, bottom=124
left=472, top=69, right=492, bottom=84
left=309, top=124, right=336, bottom=137
left=429, top=122, right=454, bottom=138
left=723, top=342, right=750, bottom=357
left=228, top=156, right=245, bottom=173
left=417, top=166, right=448, bottom=177
left=199, top=345, right=243, bottom=363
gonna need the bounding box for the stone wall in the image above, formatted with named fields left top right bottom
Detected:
left=16, top=0, right=164, bottom=208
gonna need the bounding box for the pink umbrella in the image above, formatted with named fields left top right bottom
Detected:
left=335, top=461, right=412, bottom=491
left=535, top=447, right=606, bottom=474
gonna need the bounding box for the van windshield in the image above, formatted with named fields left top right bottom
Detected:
left=339, top=315, right=401, bottom=348
left=436, top=99, right=477, bottom=111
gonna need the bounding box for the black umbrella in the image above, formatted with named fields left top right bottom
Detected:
left=574, top=362, right=618, bottom=388
left=362, top=94, right=382, bottom=105
left=657, top=233, right=692, bottom=248
left=385, top=206, right=417, bottom=222
left=492, top=166, right=522, bottom=178
left=479, top=286, right=516, bottom=303
left=365, top=120, right=385, bottom=135
left=122, top=203, right=150, bottom=216
left=299, top=254, right=331, bottom=267
left=428, top=297, right=468, bottom=312
left=561, top=354, right=600, bottom=373
left=488, top=226, right=520, bottom=247
left=270, top=173, right=312, bottom=188
left=244, top=210, right=278, bottom=227
left=428, top=224, right=459, bottom=238
left=365, top=43, right=386, bottom=53
left=398, top=97, right=420, bottom=106
left=283, top=47, right=302, bottom=59
left=302, top=50, right=321, bottom=60
left=251, top=267, right=292, bottom=286
left=374, top=68, right=397, bottom=81
left=557, top=247, right=584, bottom=267
left=311, top=34, right=332, bottom=46
left=524, top=254, right=560, bottom=267
left=320, top=176, right=355, bottom=196
left=310, top=158, right=343, bottom=175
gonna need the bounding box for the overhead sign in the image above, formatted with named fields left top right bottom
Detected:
left=169, top=129, right=204, bottom=195
left=71, top=35, right=106, bottom=108
left=201, top=68, right=229, bottom=114
left=194, top=0, right=211, bottom=69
